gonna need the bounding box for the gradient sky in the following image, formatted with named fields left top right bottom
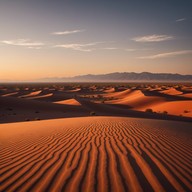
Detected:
left=0, top=0, right=192, bottom=81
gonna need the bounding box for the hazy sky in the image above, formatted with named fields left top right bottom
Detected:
left=0, top=0, right=192, bottom=80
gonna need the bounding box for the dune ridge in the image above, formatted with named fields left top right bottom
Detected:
left=54, top=99, right=81, bottom=106
left=160, top=88, right=183, bottom=96
left=106, top=90, right=166, bottom=109
left=19, top=91, right=42, bottom=98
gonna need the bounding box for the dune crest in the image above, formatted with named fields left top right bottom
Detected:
left=1, top=92, right=18, bottom=97
left=106, top=90, right=166, bottom=109
left=19, top=91, right=42, bottom=98
left=54, top=99, right=81, bottom=106
left=160, top=88, right=183, bottom=95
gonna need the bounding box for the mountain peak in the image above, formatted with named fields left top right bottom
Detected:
left=40, top=72, right=192, bottom=82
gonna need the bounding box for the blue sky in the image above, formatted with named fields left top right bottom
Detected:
left=0, top=0, right=191, bottom=80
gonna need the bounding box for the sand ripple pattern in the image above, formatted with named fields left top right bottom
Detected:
left=0, top=117, right=192, bottom=192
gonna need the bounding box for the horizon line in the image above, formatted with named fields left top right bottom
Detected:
left=1, top=71, right=192, bottom=83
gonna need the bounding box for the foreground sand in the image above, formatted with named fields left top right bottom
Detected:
left=0, top=117, right=192, bottom=192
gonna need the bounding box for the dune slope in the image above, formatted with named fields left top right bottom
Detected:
left=0, top=117, right=191, bottom=192
left=106, top=90, right=166, bottom=109
left=54, top=99, right=81, bottom=106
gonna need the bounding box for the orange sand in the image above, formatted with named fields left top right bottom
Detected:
left=54, top=99, right=81, bottom=106
left=160, top=88, right=183, bottom=95
left=0, top=117, right=191, bottom=192
left=19, top=91, right=42, bottom=98
left=1, top=92, right=18, bottom=97
left=1, top=85, right=192, bottom=122
left=106, top=90, right=166, bottom=110
left=150, top=101, right=192, bottom=117
left=103, top=89, right=132, bottom=99
left=26, top=93, right=53, bottom=100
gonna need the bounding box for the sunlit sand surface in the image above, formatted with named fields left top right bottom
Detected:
left=0, top=83, right=192, bottom=192
left=0, top=117, right=192, bottom=192
left=54, top=99, right=81, bottom=106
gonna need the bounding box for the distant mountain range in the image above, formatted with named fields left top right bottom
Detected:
left=40, top=72, right=192, bottom=82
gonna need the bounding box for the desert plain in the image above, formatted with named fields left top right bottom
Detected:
left=0, top=83, right=192, bottom=192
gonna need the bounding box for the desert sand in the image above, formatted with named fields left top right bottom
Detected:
left=0, top=83, right=192, bottom=122
left=54, top=98, right=81, bottom=106
left=0, top=83, right=192, bottom=192
left=0, top=117, right=192, bottom=192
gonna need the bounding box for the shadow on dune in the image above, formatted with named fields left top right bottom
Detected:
left=76, top=97, right=192, bottom=122
left=0, top=84, right=192, bottom=124
left=142, top=90, right=192, bottom=101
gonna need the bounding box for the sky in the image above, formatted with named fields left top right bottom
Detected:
left=0, top=0, right=192, bottom=81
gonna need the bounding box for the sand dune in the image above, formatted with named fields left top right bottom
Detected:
left=1, top=90, right=32, bottom=98
left=27, top=92, right=73, bottom=102
left=103, top=88, right=115, bottom=93
left=106, top=90, right=166, bottom=110
left=18, top=91, right=42, bottom=98
left=1, top=92, right=19, bottom=97
left=1, top=84, right=192, bottom=191
left=160, top=88, right=183, bottom=95
left=0, top=96, right=89, bottom=123
left=180, top=87, right=192, bottom=93
left=64, top=88, right=81, bottom=93
left=181, top=93, right=192, bottom=99
left=0, top=117, right=191, bottom=192
left=26, top=93, right=53, bottom=100
left=103, top=89, right=132, bottom=99
left=101, top=89, right=192, bottom=117
left=150, top=101, right=192, bottom=117
left=54, top=98, right=81, bottom=106
left=1, top=84, right=192, bottom=123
